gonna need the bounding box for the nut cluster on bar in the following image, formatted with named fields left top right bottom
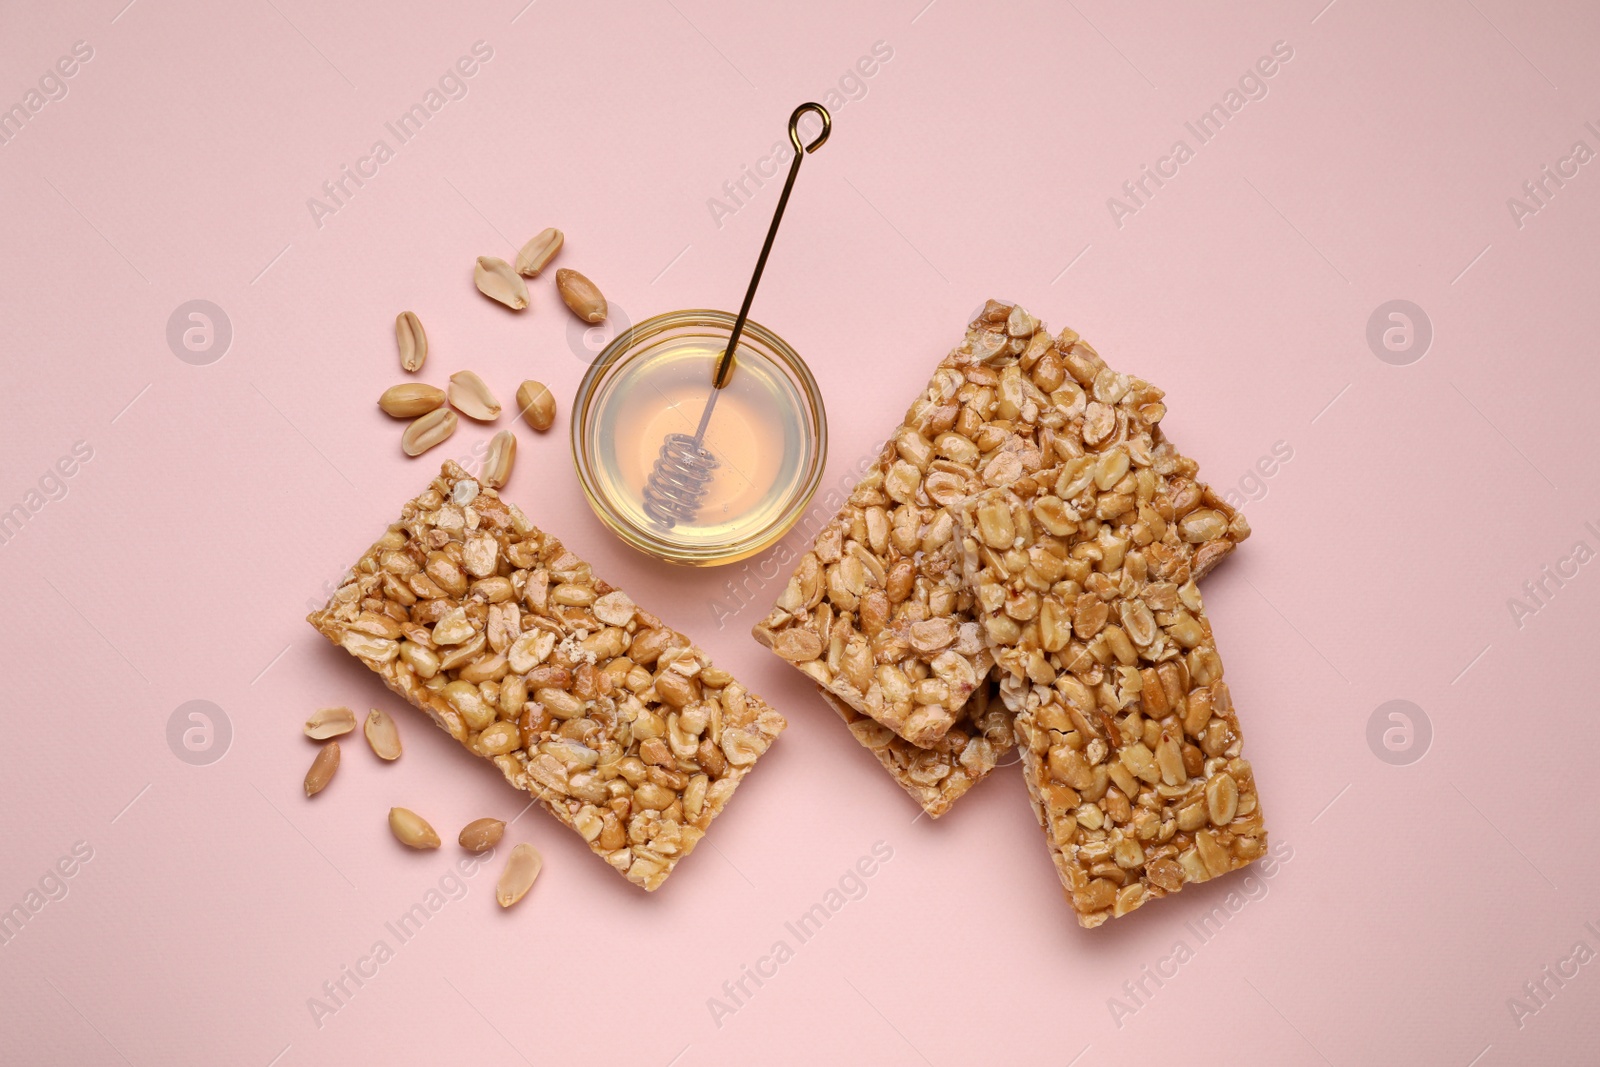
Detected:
left=816, top=680, right=1013, bottom=818
left=309, top=461, right=785, bottom=891
left=754, top=300, right=1267, bottom=924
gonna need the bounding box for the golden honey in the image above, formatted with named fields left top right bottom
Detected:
left=572, top=310, right=826, bottom=566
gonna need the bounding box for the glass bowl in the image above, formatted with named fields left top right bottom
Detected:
left=571, top=309, right=827, bottom=566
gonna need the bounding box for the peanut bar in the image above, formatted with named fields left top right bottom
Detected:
left=952, top=422, right=1263, bottom=924
left=308, top=461, right=786, bottom=891
left=754, top=301, right=1100, bottom=748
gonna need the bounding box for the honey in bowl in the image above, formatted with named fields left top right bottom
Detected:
left=571, top=309, right=827, bottom=566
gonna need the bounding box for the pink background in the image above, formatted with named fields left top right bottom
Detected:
left=4, top=0, right=1599, bottom=1063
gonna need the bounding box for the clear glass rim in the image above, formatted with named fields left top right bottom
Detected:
left=570, top=309, right=828, bottom=566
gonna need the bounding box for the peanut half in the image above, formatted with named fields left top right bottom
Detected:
left=402, top=407, right=458, bottom=456
left=496, top=843, right=543, bottom=907
left=555, top=268, right=606, bottom=324
left=474, top=256, right=529, bottom=310
left=458, top=817, right=505, bottom=853
left=304, top=742, right=340, bottom=796
left=364, top=707, right=402, bottom=761
left=304, top=706, right=356, bottom=740
left=515, top=227, right=563, bottom=277
left=396, top=311, right=427, bottom=372
left=482, top=430, right=516, bottom=489
left=448, top=370, right=502, bottom=422
left=389, top=807, right=441, bottom=849
left=378, top=383, right=446, bottom=418
left=515, top=380, right=556, bottom=432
